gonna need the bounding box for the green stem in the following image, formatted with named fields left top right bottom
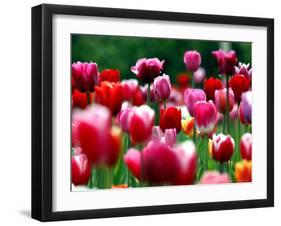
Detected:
left=147, top=83, right=151, bottom=107
left=193, top=125, right=196, bottom=143
left=126, top=133, right=130, bottom=187
left=205, top=136, right=208, bottom=171
left=89, top=166, right=93, bottom=188
left=192, top=71, right=195, bottom=88
left=163, top=99, right=166, bottom=110
left=226, top=75, right=230, bottom=133
left=86, top=91, right=91, bottom=105
left=223, top=113, right=226, bottom=133
left=219, top=163, right=224, bottom=173
left=140, top=151, right=144, bottom=186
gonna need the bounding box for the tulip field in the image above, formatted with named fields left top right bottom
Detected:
left=71, top=35, right=252, bottom=189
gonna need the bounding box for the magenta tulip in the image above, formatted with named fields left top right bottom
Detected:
left=184, top=88, right=206, bottom=116
left=153, top=74, right=172, bottom=101
left=183, top=50, right=201, bottom=72
left=200, top=171, right=230, bottom=184
left=235, top=62, right=252, bottom=80
left=72, top=61, right=99, bottom=92
left=239, top=91, right=252, bottom=125
left=72, top=153, right=91, bottom=186
left=212, top=49, right=238, bottom=75
left=214, top=88, right=235, bottom=114
left=151, top=126, right=177, bottom=147
left=211, top=133, right=235, bottom=162
left=194, top=67, right=206, bottom=84
left=193, top=101, right=217, bottom=135
left=240, top=133, right=252, bottom=160
left=131, top=58, right=164, bottom=83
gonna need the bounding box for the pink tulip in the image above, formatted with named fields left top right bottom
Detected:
left=121, top=79, right=139, bottom=101
left=184, top=88, right=206, bottom=116
left=183, top=50, right=201, bottom=72
left=72, top=153, right=91, bottom=186
left=151, top=126, right=177, bottom=147
left=240, top=133, right=252, bottom=160
left=214, top=88, right=235, bottom=114
left=211, top=133, right=235, bottom=162
left=212, top=49, right=238, bottom=75
left=153, top=74, right=172, bottom=101
left=235, top=62, right=252, bottom=80
left=123, top=148, right=141, bottom=179
left=194, top=67, right=206, bottom=84
left=118, top=106, right=134, bottom=133
left=230, top=103, right=238, bottom=120
left=239, top=91, right=252, bottom=125
left=200, top=171, right=230, bottom=184
left=193, top=101, right=217, bottom=135
left=72, top=61, right=99, bottom=92
left=131, top=58, right=164, bottom=83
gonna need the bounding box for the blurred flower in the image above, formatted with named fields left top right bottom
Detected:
left=235, top=160, right=252, bottom=182
left=193, top=101, right=217, bottom=135
left=212, top=49, right=238, bottom=75
left=72, top=89, right=93, bottom=109
left=95, top=81, right=123, bottom=115
left=123, top=148, right=141, bottom=179
left=72, top=153, right=91, bottom=186
left=214, top=88, right=235, bottom=114
left=100, top=69, right=120, bottom=83
left=181, top=117, right=195, bottom=137
left=160, top=107, right=181, bottom=133
left=184, top=88, right=206, bottom=116
left=176, top=73, right=191, bottom=89
left=153, top=74, right=172, bottom=101
left=128, top=105, right=155, bottom=143
left=152, top=126, right=177, bottom=147
left=121, top=79, right=139, bottom=101
left=229, top=74, right=250, bottom=102
left=132, top=87, right=145, bottom=106
left=168, top=86, right=184, bottom=105
left=230, top=103, right=238, bottom=120
left=204, top=77, right=223, bottom=100
left=210, top=133, right=234, bottom=162
left=72, top=105, right=121, bottom=167
left=183, top=50, right=201, bottom=72
left=200, top=171, right=230, bottom=184
left=140, top=84, right=155, bottom=102
left=235, top=62, right=252, bottom=80
left=131, top=58, right=164, bottom=83
left=118, top=106, right=134, bottom=133
left=72, top=61, right=99, bottom=92
left=194, top=67, right=206, bottom=84
left=240, top=133, right=252, bottom=160
left=239, top=91, right=252, bottom=125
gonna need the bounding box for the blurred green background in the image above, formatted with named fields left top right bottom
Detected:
left=72, top=34, right=251, bottom=84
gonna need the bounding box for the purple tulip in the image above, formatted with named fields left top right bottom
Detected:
left=239, top=91, right=252, bottom=125
left=183, top=50, right=201, bottom=72
left=184, top=88, right=206, bottom=116
left=72, top=61, right=99, bottom=92
left=153, top=74, right=172, bottom=101
left=212, top=49, right=238, bottom=75
left=194, top=67, right=206, bottom=84
left=235, top=62, right=252, bottom=80
left=131, top=58, right=164, bottom=83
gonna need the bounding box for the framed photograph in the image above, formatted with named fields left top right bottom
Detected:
left=32, top=4, right=274, bottom=221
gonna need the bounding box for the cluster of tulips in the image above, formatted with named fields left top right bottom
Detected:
left=71, top=48, right=252, bottom=189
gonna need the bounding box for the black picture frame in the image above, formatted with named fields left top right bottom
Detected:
left=31, top=3, right=274, bottom=222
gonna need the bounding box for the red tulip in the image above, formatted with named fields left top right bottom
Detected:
left=123, top=149, right=141, bottom=179
left=72, top=61, right=99, bottom=92
left=72, top=89, right=93, bottom=109
left=193, top=101, right=217, bottom=135
left=210, top=133, right=234, bottom=162
left=72, top=153, right=91, bottom=186
left=100, top=69, right=120, bottom=83
left=229, top=74, right=250, bottom=102
left=183, top=50, right=201, bottom=72
left=132, top=87, right=145, bottom=106
left=95, top=81, right=123, bottom=115
left=212, top=49, right=238, bottom=75
left=240, top=133, right=252, bottom=160
left=200, top=171, right=230, bottom=184
left=214, top=88, right=235, bottom=114
left=176, top=73, right=191, bottom=89
left=72, top=105, right=121, bottom=167
left=159, top=107, right=181, bottom=133
left=204, top=77, right=223, bottom=100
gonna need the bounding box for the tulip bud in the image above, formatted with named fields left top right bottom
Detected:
left=200, top=171, right=230, bottom=184
left=100, top=69, right=120, bottom=83
left=72, top=153, right=91, bottom=186
left=193, top=67, right=206, bottom=84
left=204, top=77, right=223, bottom=100
left=121, top=79, right=139, bottom=101
left=184, top=88, right=206, bottom=116
left=214, top=88, right=235, bottom=113
left=181, top=117, right=195, bottom=137
left=240, top=133, right=252, bottom=160
left=72, top=89, right=93, bottom=109
left=239, top=91, right=252, bottom=125
left=183, top=50, right=201, bottom=72
left=229, top=74, right=250, bottom=102
left=235, top=160, right=252, bottom=182
left=212, top=49, right=238, bottom=75
left=153, top=74, right=172, bottom=101
left=210, top=133, right=234, bottom=162
left=159, top=107, right=182, bottom=133
left=235, top=62, right=252, bottom=80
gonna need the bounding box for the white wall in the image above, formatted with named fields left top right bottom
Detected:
left=0, top=0, right=279, bottom=225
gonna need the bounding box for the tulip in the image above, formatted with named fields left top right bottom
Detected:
left=240, top=133, right=252, bottom=161
left=121, top=79, right=139, bottom=101
left=159, top=107, right=181, bottom=133
left=212, top=49, right=238, bottom=75
left=193, top=101, right=217, bottom=135
left=200, top=171, right=230, bottom=184
left=183, top=50, right=201, bottom=72
left=72, top=105, right=121, bottom=167
left=153, top=74, right=172, bottom=102
left=194, top=67, right=206, bottom=84
left=181, top=117, right=195, bottom=137
left=176, top=73, right=191, bottom=89
left=210, top=133, right=235, bottom=162
left=72, top=89, right=93, bottom=109
left=214, top=88, right=235, bottom=114
left=151, top=126, right=177, bottom=147
left=72, top=153, right=91, bottom=186
left=140, top=84, right=155, bottom=102
left=235, top=160, right=252, bottom=182
left=204, top=77, right=223, bottom=100
left=132, top=87, right=145, bottom=106
left=184, top=88, right=206, bottom=116
left=131, top=58, right=164, bottom=83
left=229, top=74, right=251, bottom=102
left=118, top=106, right=134, bottom=133
left=128, top=105, right=155, bottom=143
left=72, top=61, right=99, bottom=92
left=235, top=62, right=252, bottom=80
left=230, top=103, right=238, bottom=120
left=100, top=69, right=120, bottom=83
left=95, top=81, right=123, bottom=115
left=123, top=148, right=141, bottom=180
left=168, top=87, right=184, bottom=105
left=239, top=91, right=252, bottom=125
